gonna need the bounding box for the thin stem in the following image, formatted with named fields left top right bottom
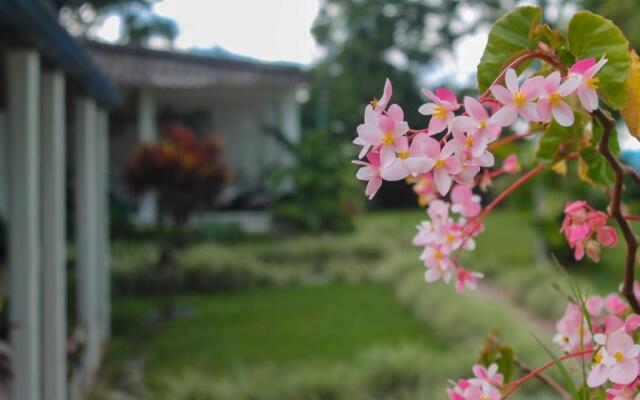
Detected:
left=501, top=349, right=593, bottom=400
left=481, top=164, right=545, bottom=218
left=479, top=51, right=564, bottom=102
left=513, top=359, right=571, bottom=400
left=594, top=109, right=640, bottom=314
left=488, top=131, right=538, bottom=151
left=625, top=215, right=640, bottom=221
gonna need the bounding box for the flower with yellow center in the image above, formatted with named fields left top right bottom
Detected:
left=382, top=132, right=395, bottom=146
left=548, top=92, right=562, bottom=106
left=434, top=159, right=445, bottom=169
left=614, top=351, right=624, bottom=362
left=398, top=150, right=409, bottom=160
left=434, top=106, right=448, bottom=119
left=594, top=352, right=602, bottom=364
left=433, top=250, right=442, bottom=260
left=465, top=135, right=474, bottom=149
left=586, top=77, right=599, bottom=90
left=478, top=119, right=487, bottom=129
left=513, top=90, right=527, bottom=107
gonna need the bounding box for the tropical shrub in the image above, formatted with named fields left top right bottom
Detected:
left=352, top=6, right=640, bottom=399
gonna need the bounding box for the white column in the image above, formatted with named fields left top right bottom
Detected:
left=75, top=96, right=100, bottom=383
left=7, top=49, right=42, bottom=400
left=97, top=109, right=111, bottom=340
left=136, top=87, right=157, bottom=224
left=41, top=70, right=67, bottom=400
left=0, top=112, right=9, bottom=218
left=280, top=89, right=301, bottom=166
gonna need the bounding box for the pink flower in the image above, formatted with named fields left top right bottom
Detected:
left=606, top=294, right=630, bottom=316
left=380, top=134, right=437, bottom=181
left=455, top=267, right=483, bottom=294
left=371, top=78, right=393, bottom=112
left=419, top=87, right=460, bottom=135
left=606, top=382, right=640, bottom=400
left=490, top=69, right=544, bottom=125
left=502, top=154, right=521, bottom=174
left=423, top=140, right=462, bottom=195
left=412, top=173, right=438, bottom=207
left=537, top=71, right=580, bottom=127
left=586, top=295, right=605, bottom=318
left=588, top=330, right=640, bottom=387
left=451, top=185, right=481, bottom=218
left=451, top=96, right=503, bottom=141
left=356, top=103, right=408, bottom=154
left=553, top=303, right=591, bottom=352
left=470, top=364, right=504, bottom=387
left=569, top=57, right=608, bottom=112
left=421, top=245, right=455, bottom=283
left=465, top=382, right=501, bottom=400
left=561, top=201, right=618, bottom=262
left=353, top=151, right=383, bottom=199
left=445, top=130, right=489, bottom=159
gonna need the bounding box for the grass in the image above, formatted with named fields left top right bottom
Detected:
left=99, top=207, right=620, bottom=399
left=106, top=283, right=448, bottom=393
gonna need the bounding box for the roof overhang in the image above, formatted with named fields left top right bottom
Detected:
left=0, top=0, right=120, bottom=107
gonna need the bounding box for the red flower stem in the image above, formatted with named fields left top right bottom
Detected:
left=488, top=131, right=538, bottom=151
left=624, top=215, right=640, bottom=221
left=481, top=164, right=545, bottom=218
left=500, top=349, right=593, bottom=400
left=479, top=51, right=564, bottom=102
left=489, top=168, right=506, bottom=179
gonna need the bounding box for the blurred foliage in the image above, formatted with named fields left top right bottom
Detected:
left=582, top=0, right=640, bottom=51
left=56, top=0, right=178, bottom=46
left=268, top=129, right=360, bottom=232
left=125, top=123, right=230, bottom=225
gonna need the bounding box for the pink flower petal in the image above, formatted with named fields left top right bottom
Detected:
left=387, top=103, right=404, bottom=122
left=505, top=69, right=519, bottom=94
left=380, top=158, right=409, bottom=181
left=489, top=105, right=517, bottom=127
left=537, top=100, right=552, bottom=123
left=570, top=58, right=596, bottom=75
left=587, top=363, right=609, bottom=388
left=433, top=168, right=453, bottom=195
left=418, top=103, right=438, bottom=115
left=491, top=85, right=514, bottom=105
left=428, top=115, right=448, bottom=135
left=552, top=101, right=575, bottom=127
left=464, top=96, right=488, bottom=121
left=609, top=359, right=638, bottom=385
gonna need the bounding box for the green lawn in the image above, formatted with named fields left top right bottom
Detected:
left=106, top=283, right=447, bottom=392
left=99, top=208, right=616, bottom=399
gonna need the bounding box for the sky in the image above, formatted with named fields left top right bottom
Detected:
left=92, top=0, right=639, bottom=149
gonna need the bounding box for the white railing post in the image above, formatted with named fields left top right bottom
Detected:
left=7, top=48, right=42, bottom=400
left=74, top=96, right=100, bottom=385
left=41, top=70, right=67, bottom=400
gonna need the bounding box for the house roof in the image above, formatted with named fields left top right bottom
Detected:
left=0, top=0, right=119, bottom=107
left=85, top=41, right=308, bottom=89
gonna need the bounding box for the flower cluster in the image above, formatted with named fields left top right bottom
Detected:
left=552, top=287, right=640, bottom=393
left=353, top=57, right=609, bottom=293
left=562, top=201, right=618, bottom=262
left=447, top=363, right=504, bottom=400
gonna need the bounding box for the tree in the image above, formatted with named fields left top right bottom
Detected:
left=56, top=0, right=178, bottom=47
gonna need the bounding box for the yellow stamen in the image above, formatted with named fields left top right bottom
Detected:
left=615, top=351, right=624, bottom=362
left=446, top=234, right=455, bottom=243
left=479, top=119, right=487, bottom=129
left=398, top=151, right=409, bottom=160
left=434, top=106, right=448, bottom=119
left=480, top=396, right=489, bottom=400
left=594, top=353, right=603, bottom=364
left=382, top=132, right=394, bottom=146
left=562, top=335, right=570, bottom=344
left=435, top=159, right=445, bottom=169
left=433, top=250, right=442, bottom=260
left=586, top=77, right=599, bottom=90
left=466, top=135, right=474, bottom=149
left=514, top=91, right=527, bottom=107
left=370, top=98, right=379, bottom=109
left=549, top=92, right=562, bottom=106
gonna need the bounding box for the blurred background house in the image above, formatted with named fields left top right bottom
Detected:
left=86, top=41, right=307, bottom=226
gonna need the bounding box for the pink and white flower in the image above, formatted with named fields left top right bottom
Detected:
left=451, top=185, right=481, bottom=218
left=588, top=330, right=640, bottom=387
left=451, top=96, right=504, bottom=141
left=356, top=103, right=408, bottom=155
left=455, top=267, right=483, bottom=294
left=569, top=57, right=608, bottom=112
left=490, top=69, right=544, bottom=125
left=470, top=364, right=504, bottom=387
left=502, top=154, right=521, bottom=174
left=419, top=87, right=460, bottom=135
left=353, top=150, right=383, bottom=199
left=380, top=134, right=437, bottom=181
left=424, top=140, right=463, bottom=195
left=371, top=78, right=393, bottom=112
left=537, top=71, right=581, bottom=127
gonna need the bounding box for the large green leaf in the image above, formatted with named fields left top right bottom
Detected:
left=537, top=121, right=579, bottom=165
left=568, top=11, right=631, bottom=109
left=579, top=146, right=614, bottom=186
left=477, top=6, right=541, bottom=93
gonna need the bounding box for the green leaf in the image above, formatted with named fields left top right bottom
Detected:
left=477, top=6, right=541, bottom=93
left=568, top=11, right=631, bottom=109
left=579, top=146, right=615, bottom=185
left=537, top=121, right=578, bottom=165
left=532, top=335, right=580, bottom=400
left=497, top=345, right=515, bottom=384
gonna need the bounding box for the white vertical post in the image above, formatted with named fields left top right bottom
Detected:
left=7, top=49, right=42, bottom=400
left=75, top=96, right=100, bottom=383
left=41, top=70, right=67, bottom=400
left=136, top=87, right=157, bottom=224
left=280, top=89, right=301, bottom=166
left=97, top=109, right=111, bottom=340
